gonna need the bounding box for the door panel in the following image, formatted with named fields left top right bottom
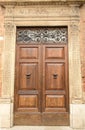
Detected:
left=45, top=63, right=65, bottom=90
left=14, top=27, right=69, bottom=126
left=18, top=95, right=38, bottom=112
left=19, top=47, right=38, bottom=59
left=46, top=95, right=65, bottom=108
left=45, top=47, right=65, bottom=59
left=19, top=95, right=38, bottom=107
left=42, top=113, right=69, bottom=126
left=19, top=63, right=38, bottom=90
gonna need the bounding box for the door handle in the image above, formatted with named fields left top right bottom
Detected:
left=53, top=74, right=58, bottom=79
left=26, top=73, right=31, bottom=79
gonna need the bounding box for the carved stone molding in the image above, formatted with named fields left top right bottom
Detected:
left=4, top=5, right=80, bottom=19
left=4, top=22, right=14, bottom=32
left=69, top=21, right=82, bottom=101
left=0, top=0, right=84, bottom=7
left=70, top=22, right=80, bottom=33
left=5, top=6, right=14, bottom=17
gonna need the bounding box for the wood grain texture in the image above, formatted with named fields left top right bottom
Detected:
left=14, top=27, right=69, bottom=126
left=19, top=63, right=38, bottom=90
left=46, top=95, right=65, bottom=108
left=45, top=63, right=65, bottom=90
left=19, top=95, right=38, bottom=107
left=45, top=47, right=65, bottom=59
left=19, top=47, right=38, bottom=59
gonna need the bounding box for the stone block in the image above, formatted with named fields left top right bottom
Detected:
left=72, top=104, right=83, bottom=128
left=0, top=116, right=10, bottom=128
left=70, top=104, right=85, bottom=129
left=0, top=103, right=11, bottom=128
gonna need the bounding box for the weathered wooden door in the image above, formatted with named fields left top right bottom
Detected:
left=14, top=27, right=69, bottom=125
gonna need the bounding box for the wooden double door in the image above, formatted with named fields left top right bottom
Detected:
left=14, top=27, right=69, bottom=126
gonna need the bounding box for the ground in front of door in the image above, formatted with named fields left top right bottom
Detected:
left=0, top=126, right=84, bottom=130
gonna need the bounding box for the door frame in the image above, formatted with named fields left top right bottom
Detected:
left=2, top=4, right=82, bottom=127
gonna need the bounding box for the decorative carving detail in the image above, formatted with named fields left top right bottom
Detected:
left=6, top=7, right=13, bottom=14
left=5, top=6, right=14, bottom=17
left=4, top=22, right=14, bottom=32
left=70, top=22, right=79, bottom=32
left=4, top=5, right=80, bottom=19
left=17, top=27, right=68, bottom=44
left=12, top=6, right=79, bottom=18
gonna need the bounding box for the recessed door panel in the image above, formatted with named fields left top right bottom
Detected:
left=18, top=95, right=38, bottom=112
left=19, top=63, right=38, bottom=90
left=45, top=47, right=65, bottom=59
left=45, top=63, right=65, bottom=90
left=18, top=95, right=38, bottom=108
left=19, top=47, right=38, bottom=59
left=46, top=95, right=65, bottom=108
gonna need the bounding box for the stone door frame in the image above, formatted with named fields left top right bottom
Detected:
left=1, top=3, right=82, bottom=128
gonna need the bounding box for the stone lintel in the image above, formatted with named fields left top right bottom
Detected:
left=0, top=1, right=84, bottom=7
